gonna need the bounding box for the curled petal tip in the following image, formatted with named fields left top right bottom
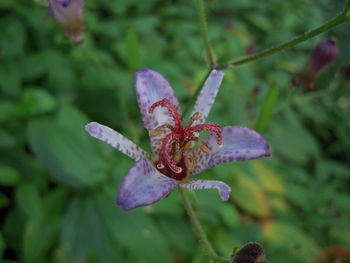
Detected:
left=85, top=122, right=99, bottom=135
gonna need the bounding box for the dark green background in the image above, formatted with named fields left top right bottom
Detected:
left=1, top=0, right=350, bottom=262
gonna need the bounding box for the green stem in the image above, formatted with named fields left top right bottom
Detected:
left=179, top=188, right=229, bottom=263
left=195, top=0, right=217, bottom=68
left=216, top=13, right=347, bottom=69
left=182, top=69, right=211, bottom=118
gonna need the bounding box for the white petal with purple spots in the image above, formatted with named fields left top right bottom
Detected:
left=190, top=70, right=224, bottom=125
left=85, top=122, right=149, bottom=161
left=135, top=68, right=180, bottom=154
left=179, top=179, right=231, bottom=200
left=116, top=158, right=178, bottom=211
left=191, top=126, right=270, bottom=175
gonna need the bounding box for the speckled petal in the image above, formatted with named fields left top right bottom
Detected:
left=85, top=122, right=149, bottom=161
left=191, top=126, right=270, bottom=175
left=117, top=158, right=178, bottom=211
left=190, top=70, right=224, bottom=125
left=135, top=68, right=180, bottom=154
left=179, top=179, right=231, bottom=200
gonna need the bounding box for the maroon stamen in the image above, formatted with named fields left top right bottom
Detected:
left=148, top=98, right=183, bottom=131
left=148, top=99, right=223, bottom=181
left=158, top=133, right=182, bottom=173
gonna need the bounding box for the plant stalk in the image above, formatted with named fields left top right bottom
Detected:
left=179, top=188, right=229, bottom=263
left=195, top=0, right=217, bottom=68
left=216, top=13, right=347, bottom=69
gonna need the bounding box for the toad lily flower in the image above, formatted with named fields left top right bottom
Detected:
left=47, top=0, right=85, bottom=43
left=85, top=69, right=270, bottom=211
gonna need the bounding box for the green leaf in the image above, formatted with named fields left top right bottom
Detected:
left=263, top=221, right=320, bottom=263
left=28, top=106, right=108, bottom=188
left=255, top=83, right=280, bottom=132
left=23, top=188, right=68, bottom=263
left=59, top=194, right=120, bottom=263
left=15, top=183, right=42, bottom=218
left=231, top=172, right=270, bottom=217
left=0, top=129, right=17, bottom=149
left=0, top=101, right=15, bottom=123
left=251, top=161, right=286, bottom=195
left=0, top=192, right=9, bottom=208
left=0, top=165, right=21, bottom=186
left=16, top=88, right=56, bottom=117
left=219, top=203, right=240, bottom=229
left=94, top=188, right=172, bottom=263
left=125, top=27, right=140, bottom=71
left=0, top=61, right=21, bottom=97
left=0, top=17, right=25, bottom=58
left=157, top=216, right=195, bottom=254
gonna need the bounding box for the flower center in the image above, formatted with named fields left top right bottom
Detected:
left=148, top=98, right=222, bottom=180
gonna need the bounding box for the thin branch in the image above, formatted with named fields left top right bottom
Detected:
left=179, top=188, right=229, bottom=263
left=216, top=12, right=347, bottom=69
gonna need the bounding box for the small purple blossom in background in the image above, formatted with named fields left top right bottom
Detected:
left=85, top=69, right=270, bottom=211
left=47, top=0, right=85, bottom=44
left=293, top=39, right=338, bottom=89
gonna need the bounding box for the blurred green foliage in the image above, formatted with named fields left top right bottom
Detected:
left=1, top=0, right=350, bottom=262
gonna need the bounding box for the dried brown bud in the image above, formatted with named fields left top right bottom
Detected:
left=231, top=243, right=268, bottom=263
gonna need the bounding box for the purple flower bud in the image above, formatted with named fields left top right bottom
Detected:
left=304, top=39, right=338, bottom=79
left=47, top=0, right=85, bottom=44
left=340, top=64, right=350, bottom=82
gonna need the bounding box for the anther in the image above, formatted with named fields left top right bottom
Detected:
left=173, top=151, right=182, bottom=163
left=200, top=144, right=211, bottom=153
left=186, top=112, right=202, bottom=128
left=149, top=129, right=163, bottom=136
left=185, top=155, right=194, bottom=169
left=174, top=167, right=182, bottom=174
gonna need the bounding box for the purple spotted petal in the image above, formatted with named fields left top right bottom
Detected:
left=85, top=122, right=149, bottom=161
left=135, top=68, right=180, bottom=154
left=190, top=70, right=224, bottom=125
left=117, top=158, right=178, bottom=211
left=179, top=179, right=231, bottom=200
left=191, top=126, right=270, bottom=175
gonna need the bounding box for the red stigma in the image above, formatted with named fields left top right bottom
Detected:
left=149, top=99, right=222, bottom=180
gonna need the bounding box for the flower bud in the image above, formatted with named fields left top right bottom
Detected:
left=305, top=39, right=338, bottom=77
left=292, top=39, right=338, bottom=89
left=48, top=0, right=85, bottom=44
left=231, top=242, right=268, bottom=263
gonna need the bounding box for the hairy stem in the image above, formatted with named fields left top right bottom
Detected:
left=179, top=188, right=229, bottom=263
left=216, top=12, right=347, bottom=69
left=195, top=0, right=217, bottom=68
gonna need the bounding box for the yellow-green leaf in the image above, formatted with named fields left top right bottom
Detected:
left=251, top=161, right=286, bottom=195
left=231, top=172, right=270, bottom=217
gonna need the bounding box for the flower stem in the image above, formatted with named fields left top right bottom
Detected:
left=195, top=0, right=217, bottom=68
left=216, top=12, right=347, bottom=69
left=179, top=188, right=229, bottom=263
